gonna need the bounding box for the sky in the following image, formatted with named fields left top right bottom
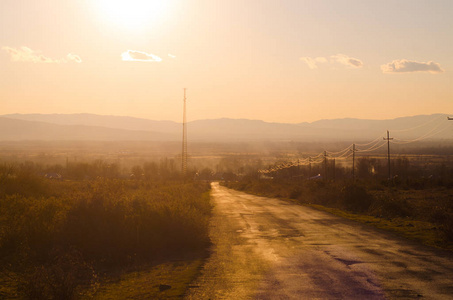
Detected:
left=1, top=0, right=452, bottom=123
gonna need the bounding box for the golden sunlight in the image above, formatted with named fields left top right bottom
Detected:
left=95, top=0, right=169, bottom=30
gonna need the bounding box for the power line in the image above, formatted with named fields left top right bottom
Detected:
left=258, top=118, right=451, bottom=176
left=391, top=114, right=446, bottom=132
left=392, top=121, right=452, bottom=144
left=326, top=144, right=353, bottom=156
left=356, top=141, right=387, bottom=153
left=334, top=152, right=353, bottom=160
left=355, top=134, right=386, bottom=147
left=332, top=147, right=354, bottom=159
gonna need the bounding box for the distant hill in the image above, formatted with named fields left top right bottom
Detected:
left=307, top=114, right=448, bottom=131
left=1, top=113, right=452, bottom=142
left=0, top=117, right=175, bottom=141
left=3, top=113, right=180, bottom=133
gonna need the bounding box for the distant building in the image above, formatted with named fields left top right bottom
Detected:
left=44, top=173, right=62, bottom=180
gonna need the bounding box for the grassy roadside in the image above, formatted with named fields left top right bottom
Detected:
left=0, top=259, right=205, bottom=300
left=90, top=258, right=204, bottom=300
left=223, top=180, right=453, bottom=252
left=307, top=204, right=452, bottom=251
left=0, top=251, right=208, bottom=300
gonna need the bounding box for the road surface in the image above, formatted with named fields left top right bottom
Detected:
left=185, top=182, right=453, bottom=299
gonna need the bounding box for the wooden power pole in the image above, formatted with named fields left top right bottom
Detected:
left=383, top=130, right=393, bottom=180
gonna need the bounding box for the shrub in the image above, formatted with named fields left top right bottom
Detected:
left=0, top=194, right=68, bottom=265
left=443, top=216, right=453, bottom=241
left=0, top=165, right=49, bottom=198
left=289, top=188, right=302, bottom=199
left=368, top=193, right=411, bottom=218
left=341, top=185, right=374, bottom=212
left=0, top=178, right=211, bottom=298
left=20, top=249, right=96, bottom=300
left=61, top=180, right=211, bottom=265
left=429, top=209, right=453, bottom=241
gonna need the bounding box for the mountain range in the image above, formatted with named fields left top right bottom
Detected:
left=0, top=113, right=451, bottom=142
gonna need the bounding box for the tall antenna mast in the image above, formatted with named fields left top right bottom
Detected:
left=182, top=88, right=188, bottom=176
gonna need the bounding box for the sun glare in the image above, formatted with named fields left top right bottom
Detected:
left=95, top=0, right=169, bottom=30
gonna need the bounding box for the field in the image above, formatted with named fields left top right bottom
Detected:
left=1, top=140, right=453, bottom=298
left=216, top=140, right=453, bottom=251
left=0, top=162, right=211, bottom=299
left=224, top=179, right=453, bottom=251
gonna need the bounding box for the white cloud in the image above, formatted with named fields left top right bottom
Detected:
left=300, top=56, right=327, bottom=69
left=2, top=46, right=82, bottom=63
left=168, top=54, right=176, bottom=59
left=66, top=53, right=82, bottom=63
left=381, top=59, right=444, bottom=74
left=301, top=54, right=362, bottom=69
left=121, top=50, right=162, bottom=62
left=331, top=54, right=363, bottom=68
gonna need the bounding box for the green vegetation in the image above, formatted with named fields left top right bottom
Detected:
left=224, top=179, right=453, bottom=251
left=0, top=162, right=211, bottom=299
left=92, top=259, right=204, bottom=299
left=222, top=154, right=453, bottom=251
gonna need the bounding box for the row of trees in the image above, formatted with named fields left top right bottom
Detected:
left=1, top=158, right=183, bottom=181
left=2, top=152, right=453, bottom=186
left=263, top=156, right=453, bottom=187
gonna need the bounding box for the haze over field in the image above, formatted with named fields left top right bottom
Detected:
left=1, top=113, right=452, bottom=142
left=2, top=2, right=453, bottom=298
left=1, top=0, right=452, bottom=123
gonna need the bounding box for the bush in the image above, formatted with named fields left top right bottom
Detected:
left=443, top=216, right=453, bottom=241
left=289, top=188, right=303, bottom=199
left=0, top=178, right=211, bottom=297
left=429, top=209, right=453, bottom=241
left=61, top=180, right=211, bottom=265
left=0, top=165, right=49, bottom=198
left=0, top=194, right=68, bottom=266
left=20, top=250, right=96, bottom=300
left=341, top=185, right=374, bottom=212
left=370, top=193, right=411, bottom=218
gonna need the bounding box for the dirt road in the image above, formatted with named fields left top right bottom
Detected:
left=185, top=183, right=453, bottom=299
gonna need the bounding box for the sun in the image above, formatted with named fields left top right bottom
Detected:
left=95, top=0, right=169, bottom=31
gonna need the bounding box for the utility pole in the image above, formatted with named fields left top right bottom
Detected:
left=182, top=88, right=188, bottom=177
left=308, top=157, right=311, bottom=178
left=383, top=130, right=393, bottom=180
left=324, top=151, right=328, bottom=180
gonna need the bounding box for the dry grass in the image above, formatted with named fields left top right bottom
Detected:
left=224, top=180, right=453, bottom=251
left=309, top=205, right=452, bottom=251
left=90, top=259, right=204, bottom=300
left=0, top=166, right=212, bottom=299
